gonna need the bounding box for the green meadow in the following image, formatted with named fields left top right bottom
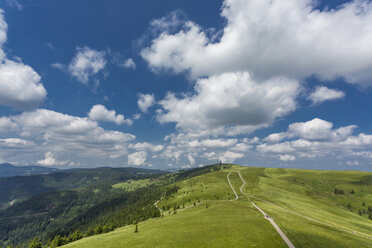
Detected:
left=63, top=165, right=372, bottom=248
left=112, top=179, right=151, bottom=192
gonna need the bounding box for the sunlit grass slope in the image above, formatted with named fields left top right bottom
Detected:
left=63, top=168, right=286, bottom=248
left=63, top=165, right=372, bottom=248
left=63, top=200, right=286, bottom=248
left=112, top=179, right=151, bottom=191
left=239, top=167, right=372, bottom=247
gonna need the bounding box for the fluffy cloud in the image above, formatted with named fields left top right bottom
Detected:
left=346, top=160, right=360, bottom=166
left=157, top=72, right=300, bottom=136
left=68, top=47, right=106, bottom=84
left=0, top=109, right=136, bottom=166
left=0, top=138, right=35, bottom=148
left=37, top=152, right=67, bottom=166
left=160, top=145, right=183, bottom=161
left=231, top=143, right=252, bottom=152
left=258, top=118, right=372, bottom=161
left=263, top=118, right=356, bottom=142
left=279, top=154, right=296, bottom=161
left=128, top=151, right=147, bottom=166
left=129, top=142, right=164, bottom=152
left=142, top=0, right=372, bottom=86
left=88, top=104, right=132, bottom=125
left=203, top=151, right=217, bottom=160
left=219, top=151, right=244, bottom=163
left=188, top=153, right=195, bottom=165
left=0, top=117, right=18, bottom=133
left=0, top=9, right=6, bottom=56
left=154, top=132, right=254, bottom=167
left=264, top=133, right=286, bottom=143
left=0, top=11, right=46, bottom=110
left=287, top=118, right=356, bottom=141
left=0, top=60, right=47, bottom=109
left=352, top=151, right=372, bottom=159
left=138, top=93, right=155, bottom=113
left=188, top=138, right=238, bottom=148
left=13, top=109, right=135, bottom=144
left=308, top=86, right=345, bottom=104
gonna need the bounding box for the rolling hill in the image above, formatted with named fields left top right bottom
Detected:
left=0, top=163, right=59, bottom=178
left=60, top=165, right=372, bottom=248
left=0, top=167, right=167, bottom=247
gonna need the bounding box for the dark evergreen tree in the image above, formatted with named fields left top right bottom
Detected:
left=28, top=237, right=42, bottom=248
left=50, top=235, right=63, bottom=247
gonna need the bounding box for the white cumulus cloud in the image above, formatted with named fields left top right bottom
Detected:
left=138, top=93, right=155, bottom=113
left=0, top=138, right=35, bottom=148
left=258, top=118, right=372, bottom=163
left=157, top=72, right=300, bottom=136
left=129, top=142, right=164, bottom=152
left=88, top=104, right=132, bottom=125
left=128, top=151, right=147, bottom=166
left=0, top=117, right=18, bottom=133
left=279, top=154, right=296, bottom=161
left=0, top=10, right=46, bottom=110
left=37, top=152, right=67, bottom=166
left=219, top=151, right=244, bottom=163
left=308, top=86, right=345, bottom=104
left=68, top=46, right=106, bottom=84
left=188, top=153, right=195, bottom=165
left=142, top=0, right=372, bottom=86
left=0, top=109, right=136, bottom=166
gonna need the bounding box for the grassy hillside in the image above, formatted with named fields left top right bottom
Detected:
left=0, top=167, right=167, bottom=247
left=63, top=168, right=287, bottom=248
left=0, top=167, right=165, bottom=210
left=242, top=167, right=372, bottom=247
left=112, top=179, right=151, bottom=191
left=62, top=165, right=372, bottom=248
left=63, top=200, right=286, bottom=248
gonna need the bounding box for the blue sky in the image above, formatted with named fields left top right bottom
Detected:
left=0, top=0, right=372, bottom=171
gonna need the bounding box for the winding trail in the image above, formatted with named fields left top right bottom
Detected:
left=227, top=171, right=239, bottom=200
left=154, top=200, right=163, bottom=213
left=236, top=172, right=372, bottom=241
left=231, top=171, right=295, bottom=248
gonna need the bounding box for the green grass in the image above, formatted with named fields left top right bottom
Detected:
left=257, top=201, right=372, bottom=248
left=62, top=165, right=372, bottom=248
left=63, top=200, right=286, bottom=248
left=157, top=169, right=234, bottom=211
left=112, top=179, right=151, bottom=191
left=247, top=168, right=372, bottom=235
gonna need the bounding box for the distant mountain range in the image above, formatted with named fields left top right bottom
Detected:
left=0, top=163, right=59, bottom=178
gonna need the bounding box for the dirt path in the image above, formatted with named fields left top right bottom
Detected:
left=234, top=171, right=296, bottom=248
left=249, top=194, right=372, bottom=240
left=251, top=201, right=295, bottom=248
left=227, top=171, right=239, bottom=200
left=236, top=171, right=372, bottom=242
left=154, top=200, right=163, bottom=213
